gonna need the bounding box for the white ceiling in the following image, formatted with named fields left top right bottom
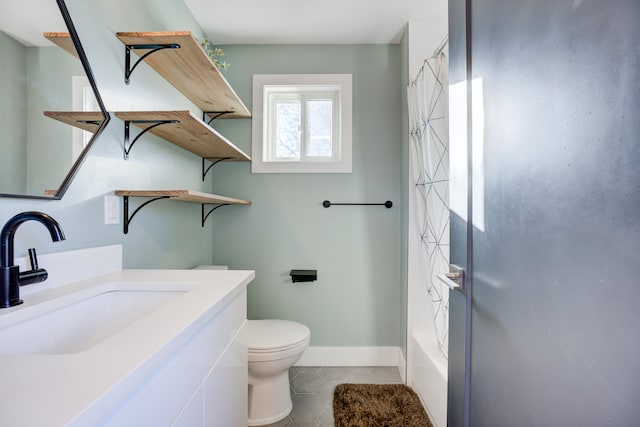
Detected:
left=183, top=0, right=433, bottom=44
left=0, top=0, right=66, bottom=46
left=2, top=0, right=432, bottom=47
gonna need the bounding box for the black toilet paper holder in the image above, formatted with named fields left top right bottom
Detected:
left=290, top=270, right=317, bottom=283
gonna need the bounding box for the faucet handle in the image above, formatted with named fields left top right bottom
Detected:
left=20, top=248, right=48, bottom=287
left=27, top=248, right=39, bottom=270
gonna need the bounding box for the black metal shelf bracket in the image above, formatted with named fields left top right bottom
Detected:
left=202, top=111, right=235, bottom=126
left=124, top=120, right=179, bottom=160
left=201, top=203, right=230, bottom=227
left=322, top=200, right=393, bottom=209
left=77, top=119, right=103, bottom=126
left=124, top=43, right=181, bottom=84
left=122, top=195, right=171, bottom=234
left=202, top=157, right=232, bottom=181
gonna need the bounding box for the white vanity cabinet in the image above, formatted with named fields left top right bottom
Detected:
left=0, top=246, right=253, bottom=427
left=97, top=289, right=248, bottom=426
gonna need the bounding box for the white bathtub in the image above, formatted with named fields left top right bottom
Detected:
left=410, top=332, right=448, bottom=427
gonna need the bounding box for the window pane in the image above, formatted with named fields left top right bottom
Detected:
left=306, top=99, right=332, bottom=157
left=275, top=102, right=300, bottom=159
left=306, top=100, right=332, bottom=157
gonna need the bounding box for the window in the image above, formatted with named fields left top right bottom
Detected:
left=252, top=74, right=352, bottom=173
left=71, top=75, right=99, bottom=158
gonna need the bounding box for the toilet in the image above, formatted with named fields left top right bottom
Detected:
left=247, top=319, right=310, bottom=426
left=192, top=266, right=310, bottom=425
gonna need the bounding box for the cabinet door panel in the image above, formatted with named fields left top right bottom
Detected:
left=204, top=324, right=248, bottom=426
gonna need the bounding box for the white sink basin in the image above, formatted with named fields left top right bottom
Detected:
left=0, top=282, right=189, bottom=354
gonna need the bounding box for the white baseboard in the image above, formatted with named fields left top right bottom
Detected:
left=295, top=346, right=405, bottom=370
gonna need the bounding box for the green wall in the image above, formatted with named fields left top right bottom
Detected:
left=0, top=32, right=27, bottom=193
left=0, top=38, right=87, bottom=196
left=25, top=47, right=85, bottom=195
left=211, top=44, right=404, bottom=347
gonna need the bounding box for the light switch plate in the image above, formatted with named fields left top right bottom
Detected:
left=104, top=195, right=120, bottom=225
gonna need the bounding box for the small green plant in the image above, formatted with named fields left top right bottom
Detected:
left=199, top=38, right=229, bottom=71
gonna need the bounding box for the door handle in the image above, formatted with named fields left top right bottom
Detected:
left=437, top=264, right=465, bottom=290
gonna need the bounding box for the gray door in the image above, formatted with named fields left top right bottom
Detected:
left=448, top=1, right=640, bottom=426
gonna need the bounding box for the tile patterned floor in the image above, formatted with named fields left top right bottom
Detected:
left=259, top=366, right=403, bottom=427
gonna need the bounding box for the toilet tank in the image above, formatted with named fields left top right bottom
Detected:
left=192, top=265, right=229, bottom=270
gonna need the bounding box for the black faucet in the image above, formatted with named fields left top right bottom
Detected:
left=0, top=212, right=66, bottom=308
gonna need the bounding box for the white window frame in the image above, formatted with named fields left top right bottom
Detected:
left=266, top=88, right=339, bottom=162
left=252, top=74, right=352, bottom=173
left=71, top=75, right=99, bottom=159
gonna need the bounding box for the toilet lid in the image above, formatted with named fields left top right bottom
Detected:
left=247, top=319, right=310, bottom=351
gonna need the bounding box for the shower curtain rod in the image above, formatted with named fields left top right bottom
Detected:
left=409, top=35, right=449, bottom=87
left=433, top=35, right=449, bottom=57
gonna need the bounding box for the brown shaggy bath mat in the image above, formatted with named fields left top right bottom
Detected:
left=333, top=383, right=433, bottom=427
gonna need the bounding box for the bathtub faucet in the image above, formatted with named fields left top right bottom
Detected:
left=0, top=212, right=66, bottom=308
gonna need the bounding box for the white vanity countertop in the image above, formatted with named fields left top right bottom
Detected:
left=0, top=268, right=254, bottom=427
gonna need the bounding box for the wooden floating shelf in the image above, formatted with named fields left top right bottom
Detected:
left=115, top=189, right=250, bottom=234
left=114, top=189, right=251, bottom=205
left=43, top=111, right=104, bottom=133
left=114, top=110, right=250, bottom=161
left=43, top=32, right=78, bottom=58
left=116, top=31, right=251, bottom=119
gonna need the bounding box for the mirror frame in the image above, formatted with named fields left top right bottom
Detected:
left=0, top=0, right=110, bottom=200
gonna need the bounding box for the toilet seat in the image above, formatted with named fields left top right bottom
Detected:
left=247, top=320, right=310, bottom=361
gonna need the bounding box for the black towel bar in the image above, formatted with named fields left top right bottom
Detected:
left=322, top=200, right=393, bottom=209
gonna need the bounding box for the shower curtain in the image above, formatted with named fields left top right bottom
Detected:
left=408, top=51, right=450, bottom=357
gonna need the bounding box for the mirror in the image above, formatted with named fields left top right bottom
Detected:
left=0, top=0, right=109, bottom=199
